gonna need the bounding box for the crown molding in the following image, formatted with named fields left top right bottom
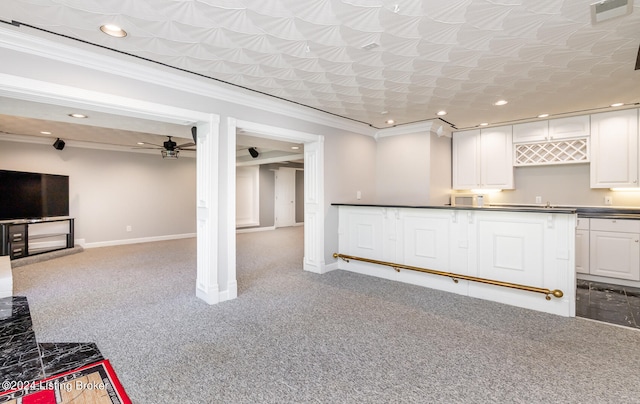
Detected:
left=374, top=119, right=453, bottom=140
left=0, top=25, right=375, bottom=137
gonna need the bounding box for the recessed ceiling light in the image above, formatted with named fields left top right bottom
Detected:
left=100, top=24, right=127, bottom=38
left=537, top=113, right=549, bottom=118
left=137, top=142, right=145, bottom=145
left=436, top=110, right=447, bottom=116
left=68, top=113, right=88, bottom=119
left=610, top=102, right=624, bottom=107
left=386, top=119, right=395, bottom=125
left=291, top=146, right=300, bottom=150
left=40, top=131, right=51, bottom=135
left=494, top=100, right=508, bottom=106
left=479, top=123, right=489, bottom=126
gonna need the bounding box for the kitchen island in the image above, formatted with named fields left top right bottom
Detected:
left=333, top=204, right=577, bottom=317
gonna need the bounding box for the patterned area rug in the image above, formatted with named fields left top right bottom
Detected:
left=0, top=360, right=130, bottom=404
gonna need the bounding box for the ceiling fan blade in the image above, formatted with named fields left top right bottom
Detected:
left=177, top=148, right=196, bottom=151
left=137, top=141, right=164, bottom=147
left=177, top=142, right=195, bottom=148
left=132, top=146, right=162, bottom=150
left=636, top=44, right=640, bottom=70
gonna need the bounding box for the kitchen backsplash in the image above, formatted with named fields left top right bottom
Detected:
left=480, top=164, right=640, bottom=208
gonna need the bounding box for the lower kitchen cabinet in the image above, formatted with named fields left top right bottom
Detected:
left=575, top=218, right=589, bottom=275
left=588, top=218, right=640, bottom=281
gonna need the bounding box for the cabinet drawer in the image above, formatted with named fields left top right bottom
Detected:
left=10, top=246, right=25, bottom=259
left=576, top=218, right=589, bottom=230
left=590, top=218, right=640, bottom=233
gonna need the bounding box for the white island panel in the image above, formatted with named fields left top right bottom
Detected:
left=336, top=205, right=576, bottom=317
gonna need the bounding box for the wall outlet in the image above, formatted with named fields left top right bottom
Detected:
left=535, top=196, right=542, bottom=204
left=356, top=190, right=362, bottom=200
left=126, top=225, right=132, bottom=232
left=604, top=196, right=613, bottom=206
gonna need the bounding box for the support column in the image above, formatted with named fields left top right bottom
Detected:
left=196, top=115, right=221, bottom=304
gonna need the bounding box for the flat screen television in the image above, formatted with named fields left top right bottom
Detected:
left=0, top=170, right=69, bottom=220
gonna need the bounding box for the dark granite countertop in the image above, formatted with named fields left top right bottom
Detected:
left=332, top=203, right=640, bottom=219
left=331, top=203, right=577, bottom=214
left=575, top=208, right=640, bottom=220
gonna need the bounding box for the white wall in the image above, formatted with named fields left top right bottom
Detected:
left=376, top=132, right=452, bottom=206
left=429, top=133, right=453, bottom=206
left=0, top=140, right=196, bottom=246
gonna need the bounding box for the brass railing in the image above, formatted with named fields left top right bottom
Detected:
left=333, top=253, right=564, bottom=300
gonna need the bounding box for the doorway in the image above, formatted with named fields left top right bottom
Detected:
left=229, top=118, right=325, bottom=276
left=275, top=167, right=296, bottom=228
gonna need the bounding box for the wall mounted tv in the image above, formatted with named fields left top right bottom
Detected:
left=0, top=170, right=69, bottom=220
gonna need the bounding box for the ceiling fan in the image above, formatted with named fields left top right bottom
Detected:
left=134, top=135, right=195, bottom=158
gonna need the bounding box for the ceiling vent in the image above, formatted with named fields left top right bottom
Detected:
left=591, top=0, right=634, bottom=24
left=361, top=42, right=379, bottom=51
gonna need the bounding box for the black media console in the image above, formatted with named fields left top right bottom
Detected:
left=0, top=218, right=74, bottom=260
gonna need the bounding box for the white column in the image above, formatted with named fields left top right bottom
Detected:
left=303, top=138, right=325, bottom=273
left=196, top=115, right=221, bottom=304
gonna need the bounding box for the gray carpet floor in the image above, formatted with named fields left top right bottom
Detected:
left=12, top=226, right=640, bottom=403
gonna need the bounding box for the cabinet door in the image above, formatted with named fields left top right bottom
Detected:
left=590, top=109, right=639, bottom=188
left=452, top=129, right=480, bottom=190
left=480, top=126, right=514, bottom=189
left=513, top=121, right=548, bottom=143
left=590, top=230, right=640, bottom=280
left=549, top=115, right=590, bottom=140
left=575, top=229, right=589, bottom=274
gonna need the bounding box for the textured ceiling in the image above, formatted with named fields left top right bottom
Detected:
left=0, top=0, right=639, bottom=130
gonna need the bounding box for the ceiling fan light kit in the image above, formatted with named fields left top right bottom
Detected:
left=161, top=149, right=179, bottom=159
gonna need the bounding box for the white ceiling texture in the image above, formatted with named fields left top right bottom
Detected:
left=0, top=0, right=639, bottom=155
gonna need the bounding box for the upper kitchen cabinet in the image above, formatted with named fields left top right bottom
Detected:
left=590, top=109, right=639, bottom=188
left=512, top=121, right=548, bottom=143
left=548, top=115, right=590, bottom=140
left=453, top=126, right=514, bottom=190
left=513, top=116, right=589, bottom=144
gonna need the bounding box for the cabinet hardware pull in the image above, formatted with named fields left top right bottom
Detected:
left=12, top=248, right=22, bottom=253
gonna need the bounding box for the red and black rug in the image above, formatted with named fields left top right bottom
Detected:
left=0, top=359, right=131, bottom=404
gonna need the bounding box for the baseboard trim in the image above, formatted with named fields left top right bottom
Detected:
left=236, top=226, right=275, bottom=234
left=83, top=233, right=196, bottom=249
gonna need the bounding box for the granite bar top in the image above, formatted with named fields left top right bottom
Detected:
left=331, top=203, right=577, bottom=214
left=332, top=203, right=640, bottom=219
left=575, top=207, right=640, bottom=220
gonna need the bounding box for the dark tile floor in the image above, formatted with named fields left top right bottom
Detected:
left=0, top=296, right=103, bottom=395
left=576, top=279, right=640, bottom=329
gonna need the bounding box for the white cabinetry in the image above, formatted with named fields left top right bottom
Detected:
left=590, top=109, right=639, bottom=188
left=548, top=115, right=590, bottom=140
left=452, top=126, right=513, bottom=190
left=513, top=116, right=590, bottom=144
left=513, top=121, right=548, bottom=143
left=575, top=218, right=589, bottom=275
left=589, top=218, right=640, bottom=281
